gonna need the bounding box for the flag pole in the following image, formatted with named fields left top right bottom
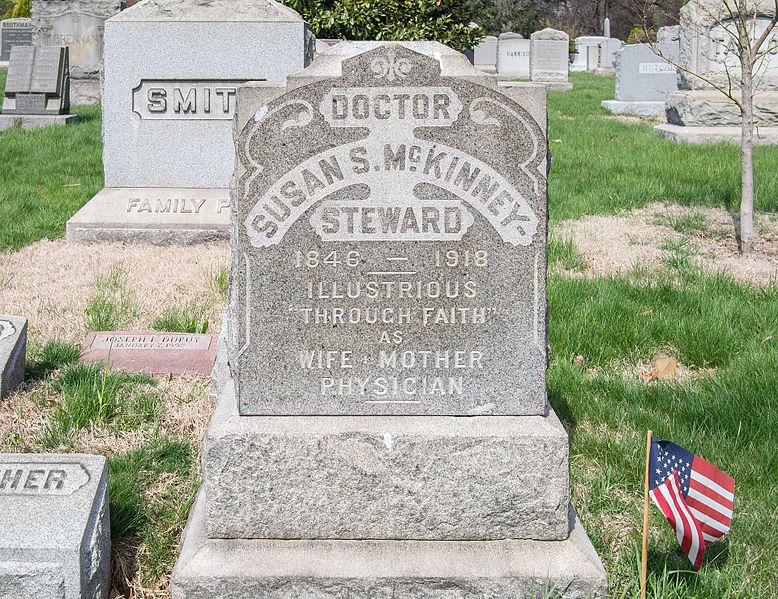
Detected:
left=641, top=429, right=653, bottom=599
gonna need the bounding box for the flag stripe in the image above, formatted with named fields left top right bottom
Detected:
left=690, top=507, right=730, bottom=535
left=657, top=483, right=687, bottom=551
left=687, top=488, right=734, bottom=519
left=669, top=474, right=703, bottom=568
left=686, top=496, right=732, bottom=529
left=703, top=532, right=719, bottom=543
left=690, top=470, right=735, bottom=502
left=692, top=458, right=735, bottom=493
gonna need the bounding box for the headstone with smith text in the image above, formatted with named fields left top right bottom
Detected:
left=0, top=46, right=78, bottom=130
left=0, top=454, right=110, bottom=598
left=497, top=31, right=531, bottom=78
left=31, top=0, right=122, bottom=104
left=171, top=41, right=607, bottom=598
left=0, top=316, right=26, bottom=400
left=602, top=41, right=679, bottom=115
left=0, top=18, right=33, bottom=64
left=530, top=27, right=572, bottom=91
left=67, top=0, right=314, bottom=244
left=81, top=331, right=217, bottom=375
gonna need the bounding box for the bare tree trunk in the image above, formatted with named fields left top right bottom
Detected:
left=740, top=55, right=755, bottom=254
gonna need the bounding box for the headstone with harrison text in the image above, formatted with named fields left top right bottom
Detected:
left=66, top=0, right=314, bottom=244
left=0, top=454, right=110, bottom=599
left=31, top=0, right=122, bottom=104
left=497, top=31, right=531, bottom=78
left=0, top=316, right=26, bottom=400
left=0, top=18, right=33, bottom=63
left=171, top=41, right=607, bottom=598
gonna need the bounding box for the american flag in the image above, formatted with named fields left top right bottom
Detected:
left=648, top=439, right=735, bottom=570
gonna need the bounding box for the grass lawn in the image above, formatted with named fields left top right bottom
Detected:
left=0, top=68, right=103, bottom=252
left=0, top=71, right=776, bottom=597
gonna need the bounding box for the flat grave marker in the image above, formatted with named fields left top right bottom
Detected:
left=81, top=331, right=217, bottom=375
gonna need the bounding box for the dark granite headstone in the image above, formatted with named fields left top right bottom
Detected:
left=0, top=18, right=33, bottom=62
left=2, top=45, right=70, bottom=115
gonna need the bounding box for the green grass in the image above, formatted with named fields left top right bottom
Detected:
left=25, top=340, right=81, bottom=380
left=549, top=268, right=777, bottom=596
left=42, top=363, right=157, bottom=447
left=84, top=266, right=138, bottom=332
left=0, top=68, right=103, bottom=252
left=207, top=265, right=229, bottom=301
left=151, top=302, right=211, bottom=334
left=547, top=73, right=778, bottom=221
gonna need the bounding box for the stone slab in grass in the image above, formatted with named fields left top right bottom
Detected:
left=655, top=123, right=778, bottom=145
left=0, top=453, right=110, bottom=599
left=80, top=331, right=217, bottom=375
left=0, top=315, right=26, bottom=399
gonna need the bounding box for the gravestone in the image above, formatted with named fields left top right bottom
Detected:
left=587, top=44, right=600, bottom=71
left=66, top=0, right=314, bottom=244
left=81, top=331, right=217, bottom=374
left=474, top=34, right=498, bottom=73
left=656, top=0, right=778, bottom=143
left=497, top=31, right=531, bottom=78
left=0, top=454, right=110, bottom=598
left=571, top=35, right=607, bottom=71
left=0, top=18, right=33, bottom=64
left=31, top=0, right=122, bottom=105
left=530, top=27, right=572, bottom=91
left=604, top=16, right=611, bottom=37
left=171, top=41, right=607, bottom=597
left=0, top=316, right=26, bottom=399
left=602, top=42, right=679, bottom=115
left=597, top=37, right=623, bottom=71
left=0, top=46, right=78, bottom=130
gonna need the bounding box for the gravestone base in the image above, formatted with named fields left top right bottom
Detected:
left=66, top=187, right=231, bottom=244
left=0, top=113, right=78, bottom=131
left=602, top=100, right=665, bottom=116
left=666, top=90, right=778, bottom=127
left=540, top=81, right=573, bottom=92
left=0, top=454, right=111, bottom=599
left=594, top=67, right=615, bottom=76
left=70, top=78, right=101, bottom=105
left=654, top=123, right=778, bottom=145
left=172, top=492, right=607, bottom=599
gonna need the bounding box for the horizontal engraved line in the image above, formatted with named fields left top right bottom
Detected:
left=364, top=400, right=422, bottom=404
left=367, top=271, right=418, bottom=276
left=385, top=257, right=408, bottom=262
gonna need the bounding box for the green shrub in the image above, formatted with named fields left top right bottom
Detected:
left=11, top=0, right=30, bottom=18
left=627, top=27, right=655, bottom=44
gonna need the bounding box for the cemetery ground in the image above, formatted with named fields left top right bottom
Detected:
left=0, top=68, right=776, bottom=597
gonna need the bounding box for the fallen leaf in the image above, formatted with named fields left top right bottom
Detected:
left=574, top=355, right=585, bottom=369
left=551, top=138, right=563, bottom=143
left=653, top=357, right=678, bottom=380
left=63, top=183, right=81, bottom=188
left=639, top=308, right=654, bottom=317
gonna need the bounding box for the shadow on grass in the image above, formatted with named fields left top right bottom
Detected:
left=25, top=341, right=81, bottom=382
left=548, top=386, right=578, bottom=443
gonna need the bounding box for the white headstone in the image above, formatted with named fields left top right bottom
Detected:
left=571, top=36, right=607, bottom=71
left=474, top=35, right=498, bottom=73
left=530, top=28, right=570, bottom=85
left=497, top=32, right=530, bottom=78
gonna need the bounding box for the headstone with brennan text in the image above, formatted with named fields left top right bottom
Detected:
left=0, top=454, right=110, bottom=598
left=171, top=41, right=607, bottom=598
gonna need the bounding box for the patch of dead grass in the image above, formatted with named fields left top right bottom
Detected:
left=556, top=203, right=778, bottom=285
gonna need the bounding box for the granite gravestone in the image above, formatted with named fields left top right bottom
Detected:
left=0, top=46, right=78, bottom=130
left=597, top=37, right=623, bottom=71
left=171, top=41, right=607, bottom=598
left=0, top=18, right=33, bottom=63
left=497, top=31, right=531, bottom=78
left=81, top=331, right=217, bottom=374
left=0, top=454, right=110, bottom=598
left=0, top=316, right=26, bottom=399
left=571, top=35, right=607, bottom=71
left=474, top=34, right=498, bottom=73
left=657, top=0, right=778, bottom=143
left=31, top=0, right=122, bottom=105
left=530, top=27, right=572, bottom=91
left=66, top=0, right=314, bottom=244
left=602, top=41, right=679, bottom=115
